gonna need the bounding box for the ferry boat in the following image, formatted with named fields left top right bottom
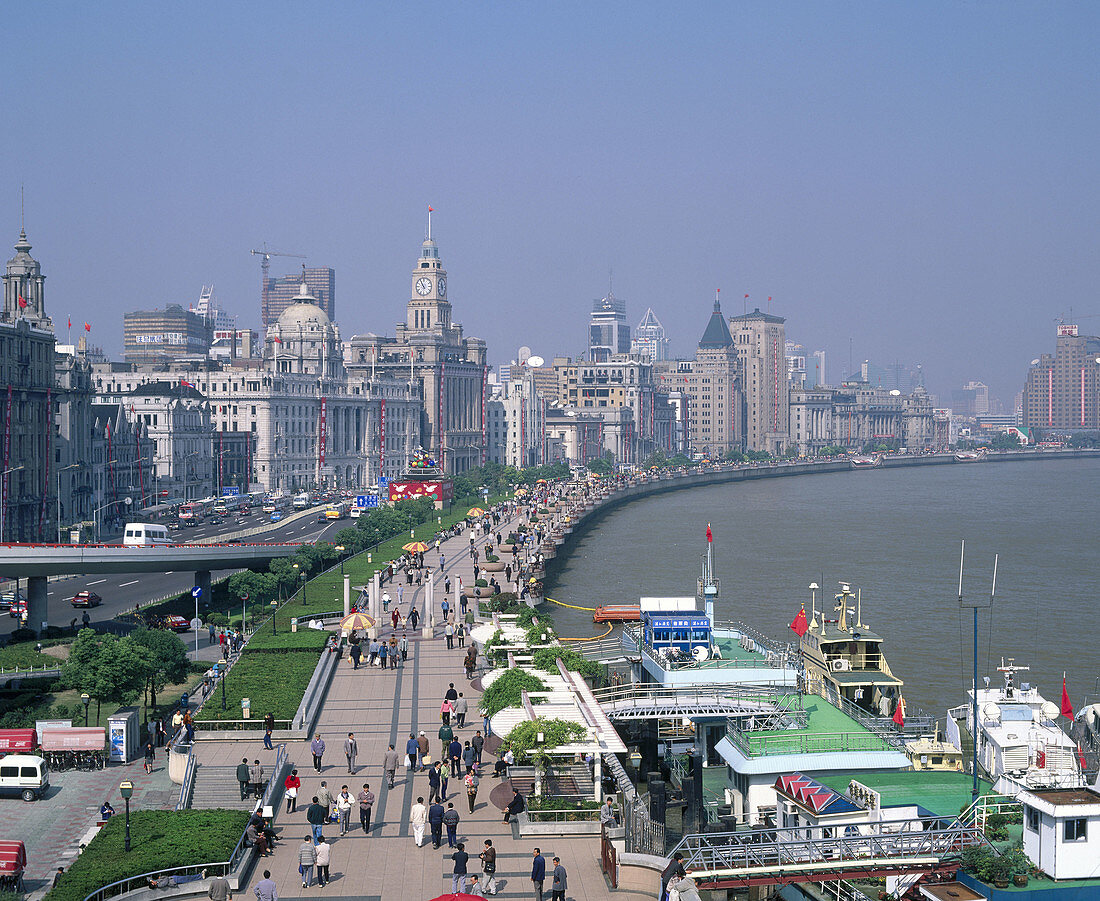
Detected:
left=946, top=658, right=1084, bottom=794
left=849, top=455, right=880, bottom=468
left=954, top=450, right=985, bottom=462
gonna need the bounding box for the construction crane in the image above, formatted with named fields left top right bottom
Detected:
left=251, top=244, right=306, bottom=327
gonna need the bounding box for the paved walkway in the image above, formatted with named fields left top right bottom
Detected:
left=191, top=509, right=652, bottom=901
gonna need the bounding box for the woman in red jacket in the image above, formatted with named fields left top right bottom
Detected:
left=284, top=768, right=301, bottom=814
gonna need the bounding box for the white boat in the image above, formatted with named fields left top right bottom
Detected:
left=850, top=455, right=880, bottom=468
left=954, top=450, right=985, bottom=462
left=947, top=658, right=1084, bottom=794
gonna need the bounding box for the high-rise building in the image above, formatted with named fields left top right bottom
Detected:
left=123, top=304, right=212, bottom=363
left=951, top=381, right=990, bottom=418
left=729, top=307, right=788, bottom=454
left=631, top=307, right=669, bottom=362
left=589, top=291, right=630, bottom=362
left=346, top=215, right=487, bottom=473
left=1021, top=324, right=1100, bottom=430
left=811, top=350, right=827, bottom=388
left=262, top=266, right=335, bottom=328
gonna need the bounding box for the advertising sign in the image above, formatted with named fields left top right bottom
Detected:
left=388, top=480, right=453, bottom=503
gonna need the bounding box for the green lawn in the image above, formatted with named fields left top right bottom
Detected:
left=197, top=649, right=323, bottom=721
left=46, top=809, right=250, bottom=901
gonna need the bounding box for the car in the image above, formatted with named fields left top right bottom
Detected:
left=270, top=511, right=283, bottom=522
left=238, top=504, right=250, bottom=515
left=0, top=590, right=26, bottom=612
left=8, top=599, right=27, bottom=620
left=71, top=590, right=103, bottom=608
left=162, top=615, right=190, bottom=632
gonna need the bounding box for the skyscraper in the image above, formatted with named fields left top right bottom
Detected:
left=589, top=291, right=630, bottom=362
left=1021, top=324, right=1100, bottom=430
left=729, top=307, right=788, bottom=454
left=631, top=307, right=669, bottom=362
left=262, top=267, right=335, bottom=328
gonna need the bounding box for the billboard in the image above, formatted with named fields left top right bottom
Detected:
left=388, top=479, right=453, bottom=503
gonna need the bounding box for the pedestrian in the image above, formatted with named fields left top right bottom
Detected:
left=441, top=598, right=450, bottom=621
left=236, top=757, right=251, bottom=800
left=357, top=783, right=375, bottom=834
left=427, top=762, right=442, bottom=804
left=441, top=766, right=450, bottom=802
left=445, top=575, right=451, bottom=594
left=661, top=852, right=687, bottom=901
left=439, top=720, right=454, bottom=757
left=455, top=693, right=468, bottom=727
left=457, top=622, right=466, bottom=648
left=551, top=857, right=567, bottom=901
left=399, top=632, right=409, bottom=661
left=444, top=621, right=454, bottom=649
left=368, top=638, right=380, bottom=666
left=451, top=841, right=470, bottom=894
left=599, top=796, right=619, bottom=829
left=445, top=682, right=458, bottom=702
left=531, top=847, right=546, bottom=901
left=504, top=788, right=525, bottom=824
left=350, top=642, right=361, bottom=669
left=144, top=740, right=155, bottom=774
left=479, top=840, right=498, bottom=895
left=379, top=639, right=389, bottom=669
left=344, top=732, right=358, bottom=773
left=440, top=698, right=453, bottom=726
left=428, top=798, right=445, bottom=849
left=311, top=733, right=325, bottom=773
left=462, top=741, right=475, bottom=772
left=464, top=767, right=479, bottom=813
left=263, top=721, right=274, bottom=751
left=406, top=733, right=420, bottom=773
left=380, top=743, right=399, bottom=789
left=410, top=796, right=428, bottom=847
left=669, top=876, right=702, bottom=901
left=472, top=730, right=484, bottom=765
left=249, top=759, right=265, bottom=798
left=208, top=871, right=231, bottom=901
left=391, top=607, right=400, bottom=630
left=409, top=606, right=419, bottom=629
left=297, top=835, right=316, bottom=888
left=253, top=870, right=277, bottom=901
left=306, top=796, right=327, bottom=844
left=417, top=731, right=430, bottom=768
left=336, top=784, right=354, bottom=835
left=443, top=802, right=460, bottom=847
left=317, top=780, right=334, bottom=817
left=448, top=737, right=462, bottom=777
left=460, top=593, right=468, bottom=616
left=314, top=835, right=331, bottom=887
left=284, top=769, right=300, bottom=814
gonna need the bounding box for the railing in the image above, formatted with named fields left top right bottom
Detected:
left=621, top=628, right=782, bottom=671
left=959, top=793, right=1020, bottom=830
left=525, top=808, right=601, bottom=822
left=600, top=825, right=618, bottom=889
left=723, top=726, right=892, bottom=758
left=819, top=879, right=877, bottom=901
left=816, top=682, right=925, bottom=748
left=0, top=663, right=62, bottom=676
left=192, top=718, right=294, bottom=731
left=175, top=740, right=196, bottom=811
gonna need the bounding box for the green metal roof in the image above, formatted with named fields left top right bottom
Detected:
left=816, top=771, right=993, bottom=819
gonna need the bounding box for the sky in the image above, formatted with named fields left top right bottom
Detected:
left=2, top=1, right=1098, bottom=405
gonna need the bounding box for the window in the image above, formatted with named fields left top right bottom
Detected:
left=1064, top=818, right=1086, bottom=842
left=1026, top=807, right=1040, bottom=832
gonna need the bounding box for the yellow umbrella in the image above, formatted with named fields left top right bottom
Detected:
left=529, top=576, right=539, bottom=583
left=467, top=507, right=485, bottom=517
left=513, top=488, right=528, bottom=496
left=402, top=541, right=429, bottom=553
left=536, top=478, right=548, bottom=484
left=340, top=612, right=375, bottom=631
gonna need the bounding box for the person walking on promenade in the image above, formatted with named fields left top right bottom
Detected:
left=464, top=766, right=479, bottom=813
left=306, top=796, right=327, bottom=844
left=661, top=851, right=687, bottom=901
left=236, top=758, right=251, bottom=800
left=444, top=620, right=454, bottom=649
left=406, top=733, right=420, bottom=773
left=379, top=638, right=389, bottom=669
left=443, top=802, right=461, bottom=847
left=445, top=682, right=459, bottom=702
left=472, top=730, right=484, bottom=765
left=448, top=737, right=463, bottom=777
left=344, top=732, right=358, bottom=773
left=249, top=760, right=265, bottom=798
left=440, top=697, right=454, bottom=725
left=297, top=835, right=315, bottom=888
left=284, top=769, right=300, bottom=813
left=208, top=871, right=231, bottom=901
left=336, top=785, right=353, bottom=835
left=144, top=740, right=156, bottom=774
left=357, top=783, right=375, bottom=834
left=442, top=597, right=450, bottom=621
left=451, top=842, right=470, bottom=894
left=428, top=762, right=442, bottom=804
left=399, top=631, right=409, bottom=661
left=410, top=796, right=428, bottom=847
left=457, top=621, right=466, bottom=648
left=350, top=641, right=361, bottom=669
left=550, top=857, right=567, bottom=901
left=531, top=847, right=546, bottom=901
left=317, top=780, right=334, bottom=816
left=314, top=836, right=331, bottom=887
left=382, top=744, right=399, bottom=788
left=409, top=606, right=419, bottom=629
left=310, top=733, right=325, bottom=773
left=455, top=693, right=468, bottom=727
left=417, top=731, right=430, bottom=768
left=462, top=740, right=476, bottom=772
left=428, top=798, right=445, bottom=849
left=263, top=721, right=274, bottom=751
left=439, top=720, right=454, bottom=757
left=253, top=870, right=277, bottom=901
left=479, top=840, right=498, bottom=895
left=367, top=637, right=380, bottom=666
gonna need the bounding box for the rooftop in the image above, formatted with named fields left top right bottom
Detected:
left=816, top=771, right=993, bottom=819
left=732, top=694, right=893, bottom=757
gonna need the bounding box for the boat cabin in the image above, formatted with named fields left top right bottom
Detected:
left=642, top=608, right=712, bottom=660
left=1019, top=785, right=1100, bottom=879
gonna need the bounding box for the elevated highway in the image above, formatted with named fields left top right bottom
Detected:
left=0, top=541, right=301, bottom=634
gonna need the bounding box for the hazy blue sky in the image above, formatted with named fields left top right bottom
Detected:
left=3, top=2, right=1097, bottom=404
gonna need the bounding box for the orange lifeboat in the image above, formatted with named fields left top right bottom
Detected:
left=593, top=604, right=641, bottom=623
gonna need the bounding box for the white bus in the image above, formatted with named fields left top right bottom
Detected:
left=293, top=491, right=312, bottom=509
left=123, top=523, right=173, bottom=546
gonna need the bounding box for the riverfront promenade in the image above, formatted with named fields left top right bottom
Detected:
left=191, top=508, right=652, bottom=901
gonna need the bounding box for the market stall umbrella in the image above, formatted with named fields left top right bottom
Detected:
left=535, top=478, right=548, bottom=484
left=513, top=488, right=528, bottom=496
left=402, top=541, right=429, bottom=553
left=340, top=612, right=376, bottom=631
left=466, top=507, right=485, bottom=517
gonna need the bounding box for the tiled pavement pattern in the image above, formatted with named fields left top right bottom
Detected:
left=191, top=508, right=654, bottom=901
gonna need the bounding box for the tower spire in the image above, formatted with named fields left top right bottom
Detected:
left=427, top=204, right=433, bottom=241
left=714, top=287, right=721, bottom=312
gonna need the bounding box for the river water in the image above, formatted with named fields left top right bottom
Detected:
left=543, top=458, right=1100, bottom=720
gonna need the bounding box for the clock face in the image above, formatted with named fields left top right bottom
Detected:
left=437, top=277, right=446, bottom=297
left=415, top=277, right=432, bottom=296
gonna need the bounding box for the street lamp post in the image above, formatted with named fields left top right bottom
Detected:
left=119, top=780, right=134, bottom=852
left=336, top=545, right=346, bottom=576
left=57, top=463, right=82, bottom=543
left=0, top=464, right=25, bottom=543
left=81, top=693, right=90, bottom=726
left=219, top=661, right=227, bottom=711
left=300, top=572, right=307, bottom=605
left=270, top=599, right=278, bottom=635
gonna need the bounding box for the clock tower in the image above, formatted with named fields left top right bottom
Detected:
left=406, top=209, right=452, bottom=333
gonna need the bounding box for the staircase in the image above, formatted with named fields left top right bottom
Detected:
left=508, top=764, right=595, bottom=800
left=190, top=764, right=264, bottom=811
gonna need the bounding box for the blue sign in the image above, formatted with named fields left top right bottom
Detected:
left=221, top=487, right=240, bottom=497
left=364, top=495, right=379, bottom=508
left=356, top=495, right=367, bottom=507
left=191, top=586, right=202, bottom=599
left=378, top=477, right=388, bottom=487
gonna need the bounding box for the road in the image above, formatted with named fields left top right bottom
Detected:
left=1, top=508, right=353, bottom=638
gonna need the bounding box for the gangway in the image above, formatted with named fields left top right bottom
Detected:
left=590, top=683, right=807, bottom=724
left=671, top=817, right=994, bottom=889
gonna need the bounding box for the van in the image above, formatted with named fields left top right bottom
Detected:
left=122, top=523, right=172, bottom=546
left=0, top=754, right=49, bottom=801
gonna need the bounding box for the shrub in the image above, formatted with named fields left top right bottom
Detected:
left=43, top=625, right=65, bottom=639
left=500, top=717, right=585, bottom=759
left=483, top=553, right=499, bottom=563
left=475, top=579, right=488, bottom=588
left=531, top=647, right=599, bottom=679
left=985, top=812, right=1010, bottom=842
left=8, top=628, right=35, bottom=643
left=196, top=649, right=323, bottom=721
left=480, top=668, right=546, bottom=717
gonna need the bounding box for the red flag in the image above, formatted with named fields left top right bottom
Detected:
left=17, top=295, right=26, bottom=309
left=428, top=205, right=434, bottom=212
left=84, top=322, right=91, bottom=332
left=273, top=336, right=281, bottom=344
left=706, top=523, right=712, bottom=543
left=1037, top=748, right=1046, bottom=768
left=180, top=379, right=194, bottom=389
left=790, top=604, right=808, bottom=637
left=67, top=316, right=72, bottom=329
left=1078, top=744, right=1088, bottom=770
left=1061, top=675, right=1073, bottom=718
left=892, top=696, right=906, bottom=727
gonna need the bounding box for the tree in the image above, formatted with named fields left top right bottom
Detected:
left=129, top=627, right=190, bottom=713
left=61, top=630, right=153, bottom=725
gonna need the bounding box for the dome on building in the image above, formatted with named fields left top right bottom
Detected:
left=276, top=282, right=332, bottom=331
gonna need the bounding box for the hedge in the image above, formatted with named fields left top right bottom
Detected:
left=46, top=809, right=250, bottom=901
left=197, top=649, right=322, bottom=721
left=480, top=668, right=546, bottom=717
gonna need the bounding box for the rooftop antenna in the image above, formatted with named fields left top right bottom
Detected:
left=808, top=582, right=819, bottom=630
left=427, top=204, right=433, bottom=241
left=20, top=184, right=24, bottom=231
left=744, top=293, right=748, bottom=315
left=856, top=587, right=864, bottom=629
